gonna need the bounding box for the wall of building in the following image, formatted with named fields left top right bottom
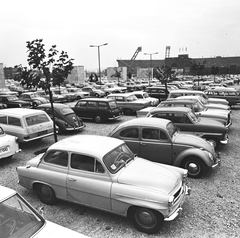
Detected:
left=67, top=65, right=85, bottom=84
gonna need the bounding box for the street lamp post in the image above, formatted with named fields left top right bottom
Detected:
left=90, top=43, right=108, bottom=84
left=144, top=52, right=158, bottom=86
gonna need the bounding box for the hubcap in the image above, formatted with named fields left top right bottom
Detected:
left=138, top=211, right=154, bottom=226
left=188, top=162, right=199, bottom=174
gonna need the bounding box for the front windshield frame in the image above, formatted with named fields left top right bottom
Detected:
left=103, top=144, right=134, bottom=174
left=166, top=121, right=178, bottom=138
left=188, top=111, right=199, bottom=123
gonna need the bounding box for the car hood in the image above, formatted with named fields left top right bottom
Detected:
left=117, top=158, right=182, bottom=195
left=198, top=117, right=226, bottom=128
left=173, top=133, right=214, bottom=152
left=197, top=109, right=228, bottom=118
left=206, top=103, right=230, bottom=110
left=38, top=220, right=89, bottom=238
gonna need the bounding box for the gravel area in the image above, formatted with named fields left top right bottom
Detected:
left=0, top=88, right=240, bottom=237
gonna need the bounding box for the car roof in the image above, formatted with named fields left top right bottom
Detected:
left=0, top=185, right=16, bottom=202
left=206, top=87, right=238, bottom=92
left=49, top=135, right=124, bottom=159
left=79, top=98, right=115, bottom=102
left=108, top=93, right=133, bottom=97
left=169, top=89, right=205, bottom=94
left=175, top=96, right=201, bottom=100
left=114, top=117, right=171, bottom=130
left=37, top=103, right=70, bottom=109
left=0, top=108, right=47, bottom=116
left=150, top=106, right=191, bottom=113
left=163, top=99, right=197, bottom=104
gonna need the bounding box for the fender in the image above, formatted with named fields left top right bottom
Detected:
left=173, top=147, right=212, bottom=167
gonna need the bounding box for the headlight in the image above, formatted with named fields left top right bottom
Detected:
left=168, top=196, right=174, bottom=207
left=208, top=152, right=214, bottom=161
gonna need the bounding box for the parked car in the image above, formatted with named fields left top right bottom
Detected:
left=0, top=126, right=21, bottom=159
left=71, top=98, right=123, bottom=123
left=173, top=95, right=231, bottom=111
left=0, top=185, right=89, bottom=238
left=36, top=90, right=66, bottom=103
left=37, top=103, right=85, bottom=133
left=107, top=93, right=151, bottom=115
left=131, top=91, right=159, bottom=106
left=167, top=89, right=229, bottom=105
left=99, top=84, right=127, bottom=95
left=18, top=92, right=49, bottom=108
left=66, top=87, right=90, bottom=100
left=81, top=86, right=105, bottom=97
left=16, top=134, right=190, bottom=234
left=159, top=99, right=231, bottom=128
left=0, top=88, right=19, bottom=96
left=0, top=103, right=7, bottom=109
left=144, top=86, right=169, bottom=102
left=204, top=87, right=240, bottom=106
left=109, top=117, right=220, bottom=178
left=51, top=88, right=76, bottom=102
left=0, top=108, right=56, bottom=143
left=0, top=95, right=33, bottom=108
left=146, top=107, right=229, bottom=148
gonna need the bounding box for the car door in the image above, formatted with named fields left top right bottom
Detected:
left=67, top=152, right=112, bottom=211
left=139, top=127, right=173, bottom=164
left=72, top=101, right=89, bottom=119
left=117, top=127, right=140, bottom=155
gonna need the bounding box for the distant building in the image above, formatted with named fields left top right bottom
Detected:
left=117, top=54, right=240, bottom=76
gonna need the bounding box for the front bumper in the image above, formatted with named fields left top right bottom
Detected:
left=165, top=185, right=191, bottom=222
left=212, top=152, right=221, bottom=168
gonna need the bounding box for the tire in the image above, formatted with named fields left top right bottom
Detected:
left=93, top=115, right=102, bottom=123
left=123, top=108, right=133, bottom=115
left=130, top=207, right=164, bottom=234
left=94, top=93, right=99, bottom=97
left=181, top=156, right=206, bottom=178
left=35, top=184, right=57, bottom=205
left=33, top=102, right=38, bottom=108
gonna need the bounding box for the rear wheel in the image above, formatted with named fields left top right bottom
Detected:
left=181, top=156, right=206, bottom=178
left=123, top=108, right=133, bottom=115
left=35, top=184, right=57, bottom=205
left=93, top=115, right=102, bottom=123
left=130, top=207, right=164, bottom=234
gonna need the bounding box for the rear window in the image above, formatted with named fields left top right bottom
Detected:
left=26, top=114, right=50, bottom=126
left=60, top=107, right=74, bottom=115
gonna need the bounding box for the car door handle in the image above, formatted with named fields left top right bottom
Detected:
left=67, top=177, right=76, bottom=181
left=140, top=142, right=147, bottom=146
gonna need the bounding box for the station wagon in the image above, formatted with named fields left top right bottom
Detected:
left=0, top=108, right=55, bottom=143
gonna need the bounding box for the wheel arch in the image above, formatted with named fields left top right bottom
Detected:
left=173, top=148, right=211, bottom=168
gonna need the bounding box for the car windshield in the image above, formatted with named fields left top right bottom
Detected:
left=109, top=100, right=118, bottom=109
left=188, top=111, right=199, bottom=123
left=194, top=101, right=205, bottom=112
left=6, top=96, right=18, bottom=101
left=103, top=144, right=134, bottom=174
left=0, top=193, right=44, bottom=238
left=166, top=122, right=178, bottom=137
left=60, top=107, right=75, bottom=115
left=142, top=92, right=149, bottom=98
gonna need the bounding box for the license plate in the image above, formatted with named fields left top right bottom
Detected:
left=0, top=146, right=9, bottom=153
left=38, top=130, right=47, bottom=136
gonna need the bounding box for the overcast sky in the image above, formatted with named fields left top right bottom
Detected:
left=1, top=0, right=240, bottom=71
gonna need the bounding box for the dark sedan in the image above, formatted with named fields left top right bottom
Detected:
left=147, top=107, right=229, bottom=148
left=37, top=103, right=85, bottom=133
left=0, top=95, right=32, bottom=108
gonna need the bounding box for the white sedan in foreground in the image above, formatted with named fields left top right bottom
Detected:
left=0, top=185, right=89, bottom=238
left=17, top=135, right=190, bottom=234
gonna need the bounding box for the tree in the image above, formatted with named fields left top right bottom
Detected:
left=14, top=39, right=74, bottom=142
left=111, top=67, right=122, bottom=86
left=210, top=65, right=220, bottom=82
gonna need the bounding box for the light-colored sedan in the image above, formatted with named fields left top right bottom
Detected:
left=17, top=135, right=190, bottom=234
left=132, top=91, right=159, bottom=106
left=0, top=185, right=89, bottom=238
left=0, top=126, right=21, bottom=159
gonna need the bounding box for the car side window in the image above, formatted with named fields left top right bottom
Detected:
left=119, top=128, right=139, bottom=139
left=142, top=128, right=159, bottom=140
left=87, top=101, right=97, bottom=108
left=76, top=101, right=87, bottom=108
left=0, top=115, right=7, bottom=124
left=160, top=130, right=168, bottom=140
left=98, top=102, right=108, bottom=109
left=8, top=117, right=21, bottom=127
left=71, top=153, right=104, bottom=173
left=44, top=150, right=68, bottom=167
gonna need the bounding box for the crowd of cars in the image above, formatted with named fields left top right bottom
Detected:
left=0, top=76, right=240, bottom=235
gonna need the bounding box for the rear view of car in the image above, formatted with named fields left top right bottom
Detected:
left=0, top=108, right=56, bottom=143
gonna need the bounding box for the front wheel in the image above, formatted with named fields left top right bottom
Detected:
left=130, top=207, right=164, bottom=234
left=181, top=156, right=206, bottom=178
left=35, top=184, right=57, bottom=205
